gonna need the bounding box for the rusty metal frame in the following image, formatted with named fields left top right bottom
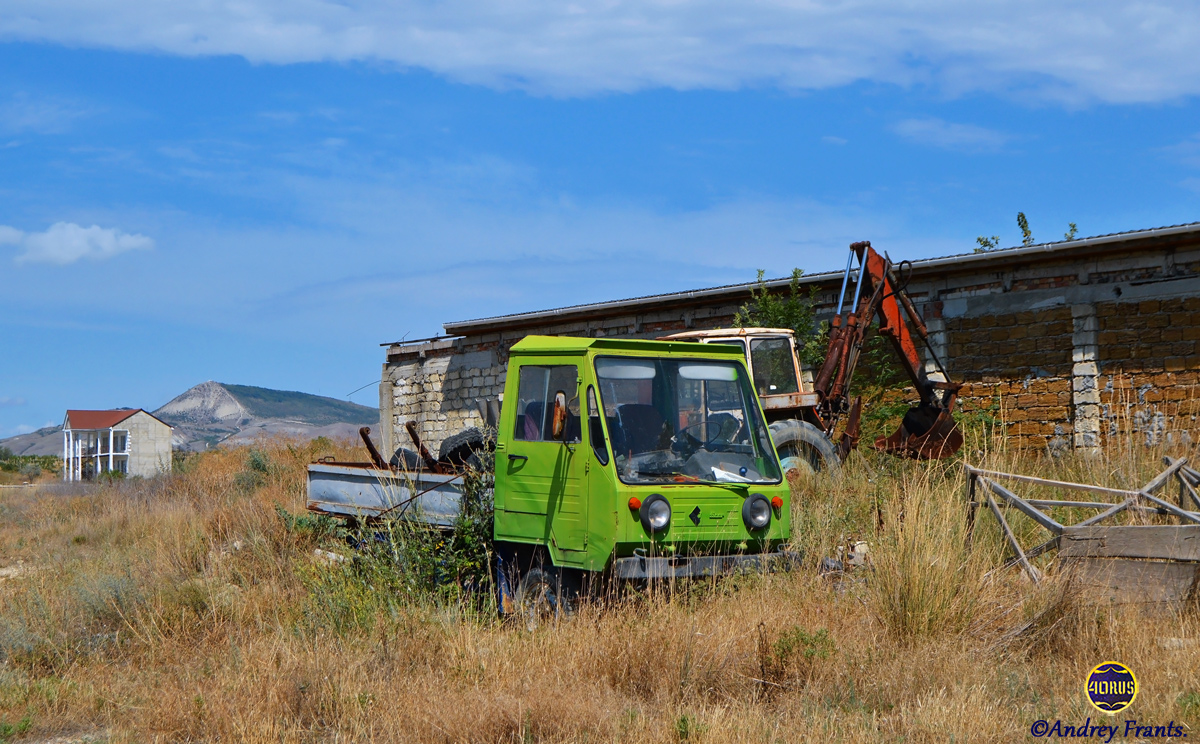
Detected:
left=965, top=457, right=1199, bottom=584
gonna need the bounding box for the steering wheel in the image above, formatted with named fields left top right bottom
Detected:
left=675, top=420, right=731, bottom=449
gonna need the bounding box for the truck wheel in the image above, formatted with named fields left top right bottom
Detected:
left=516, top=567, right=576, bottom=630
left=438, top=427, right=489, bottom=467
left=769, top=419, right=840, bottom=480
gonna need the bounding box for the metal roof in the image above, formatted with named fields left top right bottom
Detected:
left=65, top=409, right=139, bottom=430
left=442, top=221, right=1200, bottom=336
left=64, top=409, right=171, bottom=430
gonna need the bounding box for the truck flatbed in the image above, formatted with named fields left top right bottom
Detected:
left=306, top=461, right=464, bottom=528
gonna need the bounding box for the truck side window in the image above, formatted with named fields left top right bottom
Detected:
left=750, top=337, right=800, bottom=395
left=587, top=386, right=609, bottom=465
left=513, top=365, right=581, bottom=442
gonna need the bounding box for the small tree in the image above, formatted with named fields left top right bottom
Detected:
left=974, top=235, right=1000, bottom=253
left=1017, top=211, right=1035, bottom=246
left=733, top=269, right=825, bottom=367
left=977, top=213, right=1078, bottom=251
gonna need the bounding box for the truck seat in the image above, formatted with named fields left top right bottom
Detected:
left=520, top=401, right=545, bottom=440
left=517, top=400, right=581, bottom=442
left=615, top=404, right=667, bottom=455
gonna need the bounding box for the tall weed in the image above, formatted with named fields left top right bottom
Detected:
left=870, top=468, right=985, bottom=639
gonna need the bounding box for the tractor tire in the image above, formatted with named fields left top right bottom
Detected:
left=769, top=419, right=840, bottom=480
left=438, top=427, right=490, bottom=467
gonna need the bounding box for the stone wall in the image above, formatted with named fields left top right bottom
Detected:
left=381, top=228, right=1200, bottom=457
left=921, top=248, right=1200, bottom=451
left=1094, top=296, right=1200, bottom=448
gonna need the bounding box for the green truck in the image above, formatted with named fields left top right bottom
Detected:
left=307, top=335, right=795, bottom=617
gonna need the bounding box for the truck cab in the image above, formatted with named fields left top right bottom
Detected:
left=492, top=336, right=794, bottom=604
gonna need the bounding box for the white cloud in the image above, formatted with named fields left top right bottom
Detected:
left=0, top=226, right=22, bottom=244
left=892, top=117, right=1011, bottom=153
left=0, top=420, right=58, bottom=437
left=1163, top=134, right=1200, bottom=168
left=2, top=222, right=154, bottom=265
left=238, top=176, right=962, bottom=339
left=0, top=93, right=92, bottom=134
left=0, top=2, right=1198, bottom=103
left=0, top=397, right=27, bottom=407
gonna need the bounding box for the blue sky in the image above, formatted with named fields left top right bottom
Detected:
left=2, top=2, right=1200, bottom=436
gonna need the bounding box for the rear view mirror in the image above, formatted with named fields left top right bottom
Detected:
left=551, top=391, right=568, bottom=440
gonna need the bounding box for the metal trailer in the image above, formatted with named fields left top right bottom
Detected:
left=306, top=461, right=466, bottom=528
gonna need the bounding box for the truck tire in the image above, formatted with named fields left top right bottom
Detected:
left=769, top=419, right=840, bottom=479
left=389, top=447, right=422, bottom=471
left=438, top=427, right=490, bottom=467
left=515, top=567, right=577, bottom=630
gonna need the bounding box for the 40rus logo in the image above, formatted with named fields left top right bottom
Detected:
left=1086, top=662, right=1139, bottom=714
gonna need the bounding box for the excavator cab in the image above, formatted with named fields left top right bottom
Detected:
left=661, top=329, right=820, bottom=413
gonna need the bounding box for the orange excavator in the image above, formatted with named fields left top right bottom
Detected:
left=814, top=240, right=963, bottom=461
left=665, top=241, right=963, bottom=477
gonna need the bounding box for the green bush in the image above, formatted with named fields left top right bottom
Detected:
left=294, top=453, right=497, bottom=634
left=246, top=449, right=272, bottom=474
left=95, top=469, right=124, bottom=485
left=758, top=623, right=835, bottom=686
left=0, top=455, right=60, bottom=475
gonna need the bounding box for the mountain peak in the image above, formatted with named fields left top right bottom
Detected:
left=153, top=382, right=379, bottom=450
left=155, top=381, right=249, bottom=425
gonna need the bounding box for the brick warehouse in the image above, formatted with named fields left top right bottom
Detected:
left=378, top=223, right=1200, bottom=459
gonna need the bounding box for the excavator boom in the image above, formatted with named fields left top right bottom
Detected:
left=814, top=241, right=963, bottom=460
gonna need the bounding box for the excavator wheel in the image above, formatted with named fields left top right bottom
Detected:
left=769, top=419, right=840, bottom=483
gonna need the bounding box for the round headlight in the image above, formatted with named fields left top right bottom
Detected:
left=742, top=493, right=772, bottom=531
left=640, top=494, right=671, bottom=533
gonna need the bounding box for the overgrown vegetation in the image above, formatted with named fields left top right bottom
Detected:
left=286, top=445, right=497, bottom=635
left=733, top=268, right=825, bottom=367
left=0, top=448, right=58, bottom=482
left=0, top=434, right=1196, bottom=741
left=976, top=212, right=1079, bottom=252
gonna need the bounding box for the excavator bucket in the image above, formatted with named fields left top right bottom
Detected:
left=873, top=404, right=963, bottom=460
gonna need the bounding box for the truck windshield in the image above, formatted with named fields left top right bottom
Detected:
left=594, top=356, right=783, bottom=485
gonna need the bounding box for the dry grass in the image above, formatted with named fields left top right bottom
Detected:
left=0, top=434, right=1197, bottom=742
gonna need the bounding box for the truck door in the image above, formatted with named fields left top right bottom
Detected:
left=501, top=363, right=588, bottom=553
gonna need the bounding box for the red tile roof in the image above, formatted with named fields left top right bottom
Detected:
left=65, top=409, right=140, bottom=430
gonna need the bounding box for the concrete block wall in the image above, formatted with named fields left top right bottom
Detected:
left=942, top=307, right=1075, bottom=379
left=917, top=245, right=1200, bottom=451
left=124, top=411, right=173, bottom=477
left=934, top=307, right=1077, bottom=450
